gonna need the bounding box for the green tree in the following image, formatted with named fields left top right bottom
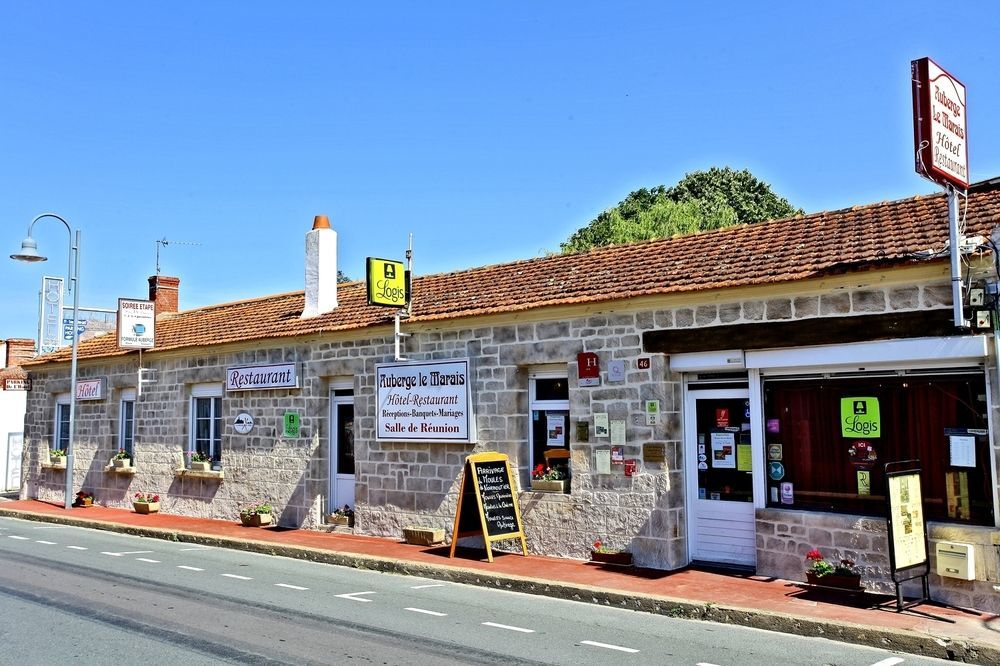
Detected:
left=337, top=270, right=351, bottom=283
left=560, top=167, right=801, bottom=253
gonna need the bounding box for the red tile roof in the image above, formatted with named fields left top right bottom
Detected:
left=26, top=179, right=1000, bottom=366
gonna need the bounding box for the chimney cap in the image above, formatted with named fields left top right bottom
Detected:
left=312, top=215, right=331, bottom=230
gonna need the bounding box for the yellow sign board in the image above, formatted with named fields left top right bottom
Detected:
left=366, top=257, right=407, bottom=307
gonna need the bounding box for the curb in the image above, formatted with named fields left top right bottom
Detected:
left=1, top=507, right=995, bottom=664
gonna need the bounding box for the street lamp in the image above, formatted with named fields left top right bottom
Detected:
left=11, top=213, right=81, bottom=510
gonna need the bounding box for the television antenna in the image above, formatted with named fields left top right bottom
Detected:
left=155, top=237, right=201, bottom=274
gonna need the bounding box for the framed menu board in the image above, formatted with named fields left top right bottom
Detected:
left=884, top=460, right=930, bottom=610
left=450, top=452, right=527, bottom=562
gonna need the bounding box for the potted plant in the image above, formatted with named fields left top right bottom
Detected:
left=530, top=463, right=568, bottom=493
left=590, top=538, right=633, bottom=566
left=239, top=503, right=273, bottom=527
left=133, top=492, right=161, bottom=514
left=190, top=451, right=212, bottom=471
left=329, top=504, right=354, bottom=527
left=49, top=448, right=67, bottom=468
left=805, top=548, right=863, bottom=590
left=73, top=491, right=95, bottom=507
left=112, top=448, right=132, bottom=468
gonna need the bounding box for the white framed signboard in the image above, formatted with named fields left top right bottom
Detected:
left=887, top=471, right=927, bottom=570
left=376, top=358, right=474, bottom=442
left=117, top=298, right=156, bottom=349
left=226, top=363, right=299, bottom=391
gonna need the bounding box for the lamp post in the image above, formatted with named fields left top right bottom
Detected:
left=11, top=213, right=81, bottom=510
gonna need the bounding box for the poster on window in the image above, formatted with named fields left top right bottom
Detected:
left=710, top=431, right=736, bottom=469
left=887, top=472, right=927, bottom=570
left=546, top=413, right=565, bottom=446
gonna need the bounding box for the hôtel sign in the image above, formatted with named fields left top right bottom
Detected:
left=226, top=363, right=299, bottom=392
left=76, top=378, right=105, bottom=401
left=912, top=57, right=968, bottom=190
left=376, top=359, right=474, bottom=442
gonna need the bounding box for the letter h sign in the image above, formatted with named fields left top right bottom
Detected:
left=577, top=352, right=600, bottom=387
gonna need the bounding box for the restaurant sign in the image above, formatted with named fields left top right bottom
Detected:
left=226, top=363, right=299, bottom=392
left=376, top=358, right=474, bottom=442
left=912, top=57, right=969, bottom=189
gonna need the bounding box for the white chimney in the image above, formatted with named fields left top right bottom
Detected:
left=301, top=215, right=338, bottom=318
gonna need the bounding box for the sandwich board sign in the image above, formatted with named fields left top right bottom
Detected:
left=449, top=452, right=526, bottom=563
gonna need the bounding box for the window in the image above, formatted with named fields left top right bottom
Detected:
left=54, top=394, right=71, bottom=452
left=119, top=389, right=136, bottom=458
left=529, top=369, right=570, bottom=479
left=762, top=371, right=992, bottom=525
left=190, top=384, right=223, bottom=463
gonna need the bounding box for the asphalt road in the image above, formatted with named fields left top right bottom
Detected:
left=0, top=517, right=953, bottom=666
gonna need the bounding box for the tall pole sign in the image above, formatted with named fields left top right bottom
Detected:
left=912, top=57, right=968, bottom=190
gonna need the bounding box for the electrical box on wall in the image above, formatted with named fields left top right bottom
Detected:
left=935, top=541, right=976, bottom=580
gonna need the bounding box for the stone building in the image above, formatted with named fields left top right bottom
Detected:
left=20, top=179, right=1000, bottom=612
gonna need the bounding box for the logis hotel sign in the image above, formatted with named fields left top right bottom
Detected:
left=376, top=359, right=474, bottom=442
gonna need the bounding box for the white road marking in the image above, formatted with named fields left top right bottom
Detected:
left=581, top=640, right=639, bottom=653
left=102, top=550, right=154, bottom=557
left=335, top=591, right=375, bottom=602
left=870, top=659, right=905, bottom=666
left=136, top=558, right=160, bottom=563
left=8, top=535, right=29, bottom=540
left=67, top=545, right=87, bottom=550
left=405, top=608, right=447, bottom=617
left=482, top=622, right=534, bottom=633
left=275, top=583, right=309, bottom=590
left=411, top=583, right=445, bottom=589
left=177, top=565, right=204, bottom=571
left=221, top=574, right=253, bottom=580
left=696, top=663, right=722, bottom=666
left=32, top=525, right=65, bottom=529
left=35, top=540, right=57, bottom=545
left=178, top=547, right=211, bottom=551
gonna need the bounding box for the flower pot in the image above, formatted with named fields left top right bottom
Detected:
left=329, top=514, right=351, bottom=527
left=50, top=456, right=66, bottom=468
left=530, top=479, right=568, bottom=493
left=805, top=571, right=862, bottom=590
left=190, top=461, right=211, bottom=472
left=240, top=513, right=272, bottom=527
left=133, top=501, right=159, bottom=514
left=591, top=550, right=633, bottom=566
left=82, top=498, right=93, bottom=507
left=114, top=458, right=131, bottom=469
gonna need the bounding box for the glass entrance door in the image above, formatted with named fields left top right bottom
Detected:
left=329, top=394, right=355, bottom=515
left=685, top=388, right=757, bottom=566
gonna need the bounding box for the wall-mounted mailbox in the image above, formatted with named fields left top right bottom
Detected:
left=935, top=541, right=975, bottom=580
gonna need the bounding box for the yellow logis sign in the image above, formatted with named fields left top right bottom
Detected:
left=366, top=257, right=407, bottom=307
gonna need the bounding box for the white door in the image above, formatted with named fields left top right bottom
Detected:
left=329, top=392, right=355, bottom=514
left=685, top=388, right=757, bottom=566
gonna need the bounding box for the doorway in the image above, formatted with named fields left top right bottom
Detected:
left=685, top=388, right=757, bottom=566
left=329, top=389, right=355, bottom=514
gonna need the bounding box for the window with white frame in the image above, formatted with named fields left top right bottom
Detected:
left=54, top=393, right=71, bottom=452
left=529, top=367, right=570, bottom=480
left=189, top=384, right=223, bottom=463
left=119, top=389, right=136, bottom=459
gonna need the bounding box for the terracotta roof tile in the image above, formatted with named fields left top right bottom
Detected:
left=26, top=179, right=1000, bottom=365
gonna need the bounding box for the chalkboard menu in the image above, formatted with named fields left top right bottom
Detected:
left=450, top=452, right=527, bottom=562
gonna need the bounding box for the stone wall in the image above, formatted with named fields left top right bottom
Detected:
left=756, top=508, right=1000, bottom=613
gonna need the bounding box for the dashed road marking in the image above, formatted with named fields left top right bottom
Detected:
left=8, top=535, right=29, bottom=540
left=275, top=583, right=309, bottom=590
left=696, top=662, right=722, bottom=666
left=67, top=545, right=87, bottom=550
left=32, top=525, right=65, bottom=529
left=136, top=558, right=160, bottom=563
left=177, top=565, right=204, bottom=571
left=581, top=640, right=639, bottom=653
left=870, top=659, right=905, bottom=666
left=35, top=540, right=57, bottom=545
left=411, top=583, right=445, bottom=589
left=405, top=608, right=447, bottom=617
left=102, top=550, right=154, bottom=557
left=335, top=591, right=375, bottom=602
left=221, top=574, right=253, bottom=580
left=482, top=622, right=534, bottom=633
left=178, top=547, right=211, bottom=551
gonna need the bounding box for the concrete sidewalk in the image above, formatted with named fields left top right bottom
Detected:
left=0, top=498, right=996, bottom=663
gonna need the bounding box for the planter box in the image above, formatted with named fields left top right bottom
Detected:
left=113, top=458, right=131, bottom=469
left=591, top=550, right=633, bottom=566
left=240, top=513, right=273, bottom=527
left=190, top=461, right=211, bottom=472
left=805, top=571, right=863, bottom=590
left=403, top=526, right=444, bottom=546
left=50, top=456, right=67, bottom=468
left=530, top=479, right=568, bottom=493
left=133, top=501, right=159, bottom=514
left=329, top=514, right=351, bottom=527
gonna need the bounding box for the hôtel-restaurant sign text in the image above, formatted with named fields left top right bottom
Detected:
left=226, top=363, right=299, bottom=392
left=376, top=359, right=474, bottom=442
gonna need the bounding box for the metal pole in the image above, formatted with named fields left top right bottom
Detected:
left=65, top=229, right=81, bottom=509
left=948, top=186, right=963, bottom=327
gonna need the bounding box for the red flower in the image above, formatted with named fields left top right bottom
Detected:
left=805, top=549, right=823, bottom=561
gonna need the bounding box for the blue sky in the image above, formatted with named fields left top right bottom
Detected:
left=2, top=2, right=998, bottom=342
